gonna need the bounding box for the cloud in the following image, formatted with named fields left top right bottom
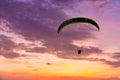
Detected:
left=0, top=35, right=26, bottom=59
left=111, top=52, right=120, bottom=60
left=80, top=46, right=102, bottom=55
left=0, top=0, right=98, bottom=57
left=49, top=0, right=75, bottom=8
left=25, top=47, right=48, bottom=53
left=101, top=52, right=120, bottom=67
left=99, top=77, right=120, bottom=80
left=56, top=46, right=103, bottom=60
left=79, top=57, right=120, bottom=68
left=0, top=52, right=26, bottom=59
left=104, top=60, right=120, bottom=67
left=81, top=50, right=120, bottom=68
left=1, top=0, right=113, bottom=65
left=107, top=77, right=120, bottom=80
left=0, top=0, right=96, bottom=40
left=0, top=35, right=15, bottom=50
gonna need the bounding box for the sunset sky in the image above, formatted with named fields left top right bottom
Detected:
left=0, top=0, right=120, bottom=80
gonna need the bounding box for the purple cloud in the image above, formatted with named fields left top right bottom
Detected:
left=112, top=52, right=120, bottom=59
left=25, top=47, right=48, bottom=53
left=0, top=52, right=25, bottom=59
left=0, top=35, right=15, bottom=50
left=80, top=57, right=120, bottom=68
left=56, top=46, right=103, bottom=60
left=0, top=0, right=102, bottom=59
left=0, top=35, right=26, bottom=59
left=104, top=60, right=120, bottom=67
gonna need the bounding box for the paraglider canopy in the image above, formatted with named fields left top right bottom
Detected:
left=57, top=17, right=100, bottom=33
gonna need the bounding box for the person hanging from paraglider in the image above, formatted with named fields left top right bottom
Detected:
left=78, top=49, right=82, bottom=54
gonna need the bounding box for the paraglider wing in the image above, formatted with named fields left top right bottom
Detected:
left=57, top=17, right=100, bottom=33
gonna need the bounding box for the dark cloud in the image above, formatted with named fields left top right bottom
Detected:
left=26, top=47, right=48, bottom=53
left=97, top=0, right=108, bottom=8
left=50, top=0, right=109, bottom=10
left=80, top=46, right=102, bottom=55
left=101, top=52, right=120, bottom=67
left=112, top=52, right=120, bottom=59
left=50, top=0, right=74, bottom=8
left=0, top=0, right=101, bottom=60
left=0, top=0, right=95, bottom=40
left=56, top=46, right=103, bottom=60
left=104, top=60, right=120, bottom=68
left=80, top=57, right=120, bottom=68
left=0, top=35, right=26, bottom=59
left=0, top=0, right=68, bottom=40
left=0, top=35, right=15, bottom=50
left=50, top=0, right=73, bottom=4
left=0, top=52, right=26, bottom=59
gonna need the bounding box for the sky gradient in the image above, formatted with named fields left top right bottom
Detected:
left=0, top=0, right=120, bottom=80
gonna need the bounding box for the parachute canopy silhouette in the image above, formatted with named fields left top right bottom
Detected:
left=57, top=17, right=100, bottom=33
